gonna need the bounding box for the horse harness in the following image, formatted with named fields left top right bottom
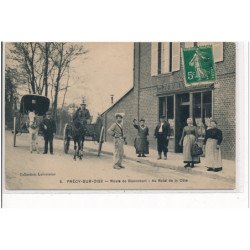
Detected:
left=28, top=115, right=38, bottom=130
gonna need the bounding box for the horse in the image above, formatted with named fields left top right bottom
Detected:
left=27, top=111, right=40, bottom=154
left=71, top=117, right=86, bottom=160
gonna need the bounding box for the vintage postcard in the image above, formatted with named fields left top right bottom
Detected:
left=2, top=42, right=236, bottom=190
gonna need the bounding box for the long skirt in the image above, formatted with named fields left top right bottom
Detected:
left=183, top=134, right=200, bottom=164
left=134, top=137, right=149, bottom=154
left=205, top=138, right=222, bottom=169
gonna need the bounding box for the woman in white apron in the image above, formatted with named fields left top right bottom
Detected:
left=179, top=118, right=200, bottom=168
left=204, top=120, right=223, bottom=172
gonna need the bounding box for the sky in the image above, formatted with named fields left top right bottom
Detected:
left=60, top=42, right=134, bottom=117
left=5, top=42, right=134, bottom=119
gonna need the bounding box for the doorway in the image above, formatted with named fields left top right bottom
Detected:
left=175, top=93, right=190, bottom=153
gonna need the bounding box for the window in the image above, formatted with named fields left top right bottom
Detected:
left=158, top=43, right=162, bottom=75
left=159, top=97, right=166, bottom=117
left=151, top=42, right=180, bottom=76
left=159, top=96, right=174, bottom=136
left=167, top=96, right=174, bottom=137
left=192, top=91, right=212, bottom=137
left=193, top=92, right=201, bottom=118
left=203, top=91, right=212, bottom=118
left=167, top=96, right=174, bottom=120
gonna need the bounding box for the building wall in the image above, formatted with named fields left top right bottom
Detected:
left=137, top=42, right=236, bottom=160
left=140, top=42, right=184, bottom=89
left=139, top=42, right=235, bottom=89
left=102, top=42, right=236, bottom=160
left=213, top=74, right=236, bottom=159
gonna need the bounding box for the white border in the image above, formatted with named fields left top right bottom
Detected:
left=0, top=0, right=249, bottom=209
left=1, top=42, right=248, bottom=208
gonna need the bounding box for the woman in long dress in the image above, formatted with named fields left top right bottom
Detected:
left=133, top=118, right=149, bottom=157
left=179, top=118, right=200, bottom=168
left=204, top=120, right=223, bottom=172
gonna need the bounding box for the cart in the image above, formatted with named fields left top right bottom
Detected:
left=63, top=116, right=104, bottom=156
left=13, top=94, right=50, bottom=147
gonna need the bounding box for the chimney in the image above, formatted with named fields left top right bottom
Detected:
left=110, top=94, right=114, bottom=104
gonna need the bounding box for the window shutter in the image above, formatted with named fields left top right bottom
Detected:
left=197, top=42, right=223, bottom=62
left=172, top=42, right=180, bottom=72
left=185, top=42, right=194, bottom=48
left=197, top=42, right=211, bottom=46
left=213, top=42, right=223, bottom=62
left=161, top=42, right=170, bottom=74
left=151, top=42, right=158, bottom=76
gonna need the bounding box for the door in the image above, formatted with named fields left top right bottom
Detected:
left=175, top=93, right=190, bottom=153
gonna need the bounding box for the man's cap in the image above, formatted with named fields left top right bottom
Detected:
left=115, top=113, right=124, bottom=118
left=80, top=102, right=87, bottom=106
left=46, top=111, right=52, bottom=115
left=160, top=115, right=165, bottom=119
left=140, top=118, right=145, bottom=122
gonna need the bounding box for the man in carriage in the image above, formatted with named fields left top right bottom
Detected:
left=72, top=101, right=91, bottom=126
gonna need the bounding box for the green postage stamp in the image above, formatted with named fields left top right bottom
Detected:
left=182, top=45, right=216, bottom=86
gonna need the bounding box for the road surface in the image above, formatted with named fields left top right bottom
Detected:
left=4, top=131, right=233, bottom=189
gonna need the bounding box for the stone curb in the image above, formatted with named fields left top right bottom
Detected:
left=85, top=147, right=235, bottom=184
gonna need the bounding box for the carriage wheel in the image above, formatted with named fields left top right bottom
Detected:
left=13, top=116, right=17, bottom=147
left=97, top=126, right=104, bottom=156
left=63, top=123, right=70, bottom=154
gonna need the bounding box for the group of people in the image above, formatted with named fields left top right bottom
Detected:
left=179, top=117, right=223, bottom=172
left=108, top=113, right=223, bottom=172
left=27, top=102, right=91, bottom=155
left=28, top=103, right=224, bottom=173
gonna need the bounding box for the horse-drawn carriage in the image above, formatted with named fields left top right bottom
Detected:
left=13, top=94, right=105, bottom=158
left=63, top=115, right=104, bottom=159
left=13, top=94, right=50, bottom=147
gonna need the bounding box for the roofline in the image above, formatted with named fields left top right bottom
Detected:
left=100, top=87, right=134, bottom=116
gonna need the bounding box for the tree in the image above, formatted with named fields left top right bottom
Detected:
left=49, top=43, right=87, bottom=119
left=7, top=42, right=87, bottom=120
left=9, top=42, right=41, bottom=94
left=5, top=67, right=19, bottom=128
left=39, top=42, right=52, bottom=97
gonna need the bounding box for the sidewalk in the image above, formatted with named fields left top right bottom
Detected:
left=84, top=140, right=236, bottom=184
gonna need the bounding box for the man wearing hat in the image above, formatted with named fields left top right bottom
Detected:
left=154, top=116, right=171, bottom=160
left=40, top=111, right=56, bottom=154
left=107, top=113, right=126, bottom=169
left=73, top=101, right=91, bottom=125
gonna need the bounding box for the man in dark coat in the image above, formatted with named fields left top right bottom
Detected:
left=154, top=116, right=171, bottom=160
left=40, top=111, right=56, bottom=154
left=72, top=102, right=91, bottom=125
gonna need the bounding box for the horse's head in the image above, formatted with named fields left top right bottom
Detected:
left=28, top=111, right=36, bottom=122
left=28, top=111, right=38, bottom=129
left=73, top=118, right=82, bottom=130
left=72, top=118, right=85, bottom=139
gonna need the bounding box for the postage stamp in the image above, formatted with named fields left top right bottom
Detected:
left=182, top=45, right=216, bottom=86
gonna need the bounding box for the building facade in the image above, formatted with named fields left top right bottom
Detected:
left=102, top=42, right=236, bottom=160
